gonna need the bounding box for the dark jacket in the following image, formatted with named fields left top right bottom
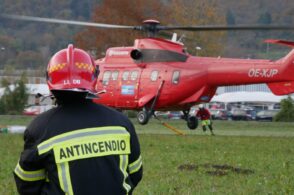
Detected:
left=14, top=99, right=142, bottom=195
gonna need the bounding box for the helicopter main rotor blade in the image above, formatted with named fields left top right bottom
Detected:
left=2, top=14, right=294, bottom=32
left=1, top=14, right=135, bottom=29
left=160, top=25, right=294, bottom=31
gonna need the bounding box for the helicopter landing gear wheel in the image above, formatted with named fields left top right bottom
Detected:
left=187, top=116, right=198, bottom=130
left=137, top=110, right=149, bottom=125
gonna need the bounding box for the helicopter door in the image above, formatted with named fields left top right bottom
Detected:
left=99, top=70, right=120, bottom=107
left=117, top=69, right=141, bottom=108
left=137, top=69, right=162, bottom=107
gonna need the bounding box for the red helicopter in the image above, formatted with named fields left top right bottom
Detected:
left=3, top=15, right=294, bottom=129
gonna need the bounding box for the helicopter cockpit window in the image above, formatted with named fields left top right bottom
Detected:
left=122, top=71, right=129, bottom=81
left=150, top=70, right=159, bottom=81
left=130, top=71, right=138, bottom=81
left=102, top=71, right=111, bottom=85
left=111, top=71, right=119, bottom=80
left=172, top=71, right=180, bottom=84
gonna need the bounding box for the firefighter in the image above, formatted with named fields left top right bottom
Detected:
left=196, top=104, right=215, bottom=135
left=14, top=45, right=142, bottom=195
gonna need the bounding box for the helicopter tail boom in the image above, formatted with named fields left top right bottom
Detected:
left=207, top=42, right=294, bottom=96
left=267, top=47, right=294, bottom=95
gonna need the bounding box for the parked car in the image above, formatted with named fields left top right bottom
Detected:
left=154, top=111, right=169, bottom=119
left=210, top=109, right=230, bottom=120
left=229, top=108, right=257, bottom=121
left=230, top=108, right=248, bottom=120
left=256, top=110, right=279, bottom=121
left=23, top=104, right=54, bottom=116
left=154, top=111, right=184, bottom=119
left=167, top=111, right=184, bottom=120
left=245, top=109, right=257, bottom=120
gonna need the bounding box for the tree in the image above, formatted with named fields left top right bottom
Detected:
left=171, top=0, right=226, bottom=56
left=0, top=75, right=29, bottom=115
left=274, top=97, right=294, bottom=122
left=74, top=0, right=172, bottom=58
left=15, top=50, right=44, bottom=68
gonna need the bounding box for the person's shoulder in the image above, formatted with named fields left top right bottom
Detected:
left=27, top=107, right=59, bottom=130
left=24, top=106, right=60, bottom=140
left=91, top=103, right=124, bottom=115
left=34, top=106, right=59, bottom=120
left=92, top=103, right=134, bottom=126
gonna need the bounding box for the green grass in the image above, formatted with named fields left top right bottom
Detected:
left=0, top=115, right=34, bottom=126
left=0, top=134, right=23, bottom=195
left=133, top=118, right=294, bottom=137
left=136, top=135, right=294, bottom=194
left=1, top=116, right=294, bottom=194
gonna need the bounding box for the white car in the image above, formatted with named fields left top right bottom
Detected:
left=23, top=104, right=55, bottom=116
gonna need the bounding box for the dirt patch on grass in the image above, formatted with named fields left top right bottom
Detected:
left=212, top=164, right=233, bottom=170
left=232, top=167, right=254, bottom=174
left=178, top=164, right=198, bottom=171
left=204, top=163, right=254, bottom=176
left=206, top=170, right=228, bottom=176
left=178, top=163, right=254, bottom=176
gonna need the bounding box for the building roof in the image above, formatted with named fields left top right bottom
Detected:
left=211, top=91, right=287, bottom=103
left=25, top=84, right=50, bottom=95
left=0, top=84, right=49, bottom=97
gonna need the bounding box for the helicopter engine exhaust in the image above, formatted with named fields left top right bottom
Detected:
left=130, top=49, right=142, bottom=60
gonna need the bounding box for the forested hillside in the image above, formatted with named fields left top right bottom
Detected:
left=0, top=0, right=101, bottom=70
left=0, top=0, right=293, bottom=70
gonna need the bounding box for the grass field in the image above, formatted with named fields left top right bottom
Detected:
left=1, top=115, right=294, bottom=194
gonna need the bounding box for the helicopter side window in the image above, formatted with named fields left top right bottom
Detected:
left=150, top=70, right=159, bottom=81
left=111, top=70, right=119, bottom=80
left=130, top=71, right=138, bottom=81
left=122, top=71, right=129, bottom=81
left=172, top=71, right=180, bottom=84
left=102, top=71, right=111, bottom=85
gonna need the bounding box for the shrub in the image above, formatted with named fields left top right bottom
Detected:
left=274, top=97, right=294, bottom=122
left=0, top=76, right=29, bottom=115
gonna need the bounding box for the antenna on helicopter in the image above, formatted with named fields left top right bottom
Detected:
left=171, top=33, right=186, bottom=44
left=178, top=34, right=185, bottom=43
left=171, top=33, right=177, bottom=42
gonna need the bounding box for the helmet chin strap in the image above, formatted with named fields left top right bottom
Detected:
left=86, top=89, right=106, bottom=99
